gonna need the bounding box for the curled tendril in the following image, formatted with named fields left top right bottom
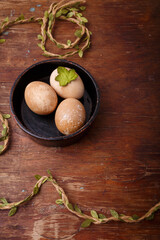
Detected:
left=0, top=0, right=91, bottom=58
left=0, top=171, right=160, bottom=227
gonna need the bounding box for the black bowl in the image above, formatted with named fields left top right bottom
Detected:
left=10, top=59, right=100, bottom=147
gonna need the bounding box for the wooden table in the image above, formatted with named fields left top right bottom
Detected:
left=0, top=0, right=160, bottom=239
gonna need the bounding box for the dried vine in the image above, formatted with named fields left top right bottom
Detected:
left=0, top=0, right=92, bottom=58
left=0, top=171, right=160, bottom=228
left=0, top=113, right=10, bottom=154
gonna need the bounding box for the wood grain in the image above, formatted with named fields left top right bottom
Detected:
left=0, top=0, right=160, bottom=239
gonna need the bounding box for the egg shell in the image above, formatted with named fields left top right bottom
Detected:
left=24, top=81, right=58, bottom=115
left=50, top=68, right=84, bottom=99
left=55, top=98, right=86, bottom=135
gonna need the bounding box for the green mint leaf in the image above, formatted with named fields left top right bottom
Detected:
left=74, top=29, right=82, bottom=38
left=110, top=209, right=119, bottom=219
left=20, top=14, right=24, bottom=20
left=55, top=71, right=68, bottom=86
left=37, top=34, right=43, bottom=40
left=0, top=198, right=8, bottom=205
left=74, top=204, right=82, bottom=214
left=67, top=203, right=74, bottom=211
left=49, top=13, right=54, bottom=21
left=67, top=12, right=74, bottom=18
left=76, top=13, right=82, bottom=18
left=0, top=145, right=4, bottom=152
left=80, top=17, right=88, bottom=23
left=80, top=6, right=86, bottom=11
left=2, top=127, right=7, bottom=137
left=99, top=213, right=106, bottom=219
left=0, top=39, right=6, bottom=44
left=81, top=219, right=93, bottom=228
left=44, top=11, right=49, bottom=18
left=69, top=7, right=79, bottom=11
left=2, top=114, right=10, bottom=119
left=8, top=206, right=17, bottom=216
left=4, top=17, right=9, bottom=22
left=16, top=14, right=24, bottom=21
left=78, top=49, right=83, bottom=58
left=34, top=174, right=42, bottom=180
left=56, top=9, right=62, bottom=18
left=2, top=16, right=9, bottom=25
left=61, top=9, right=68, bottom=15
left=56, top=199, right=63, bottom=205
left=68, top=69, right=78, bottom=81
left=67, top=39, right=71, bottom=46
left=55, top=66, right=78, bottom=86
left=48, top=20, right=52, bottom=29
left=91, top=210, right=98, bottom=219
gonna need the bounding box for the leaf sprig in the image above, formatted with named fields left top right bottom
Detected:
left=0, top=171, right=160, bottom=228
left=55, top=66, right=78, bottom=86
left=0, top=113, right=10, bottom=154
left=0, top=0, right=92, bottom=59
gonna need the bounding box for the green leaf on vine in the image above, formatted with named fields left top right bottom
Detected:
left=8, top=207, right=17, bottom=216
left=81, top=219, right=93, bottom=228
left=91, top=210, right=98, bottom=219
left=0, top=39, right=6, bottom=44
left=35, top=175, right=42, bottom=180
left=2, top=114, right=10, bottom=119
left=110, top=209, right=119, bottom=219
left=67, top=203, right=74, bottom=211
left=56, top=199, right=63, bottom=205
left=74, top=204, right=82, bottom=214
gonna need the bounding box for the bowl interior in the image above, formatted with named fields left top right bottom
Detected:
left=10, top=60, right=99, bottom=140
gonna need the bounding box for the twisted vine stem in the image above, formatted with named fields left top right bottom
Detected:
left=0, top=113, right=10, bottom=154
left=0, top=0, right=91, bottom=58
left=0, top=171, right=160, bottom=227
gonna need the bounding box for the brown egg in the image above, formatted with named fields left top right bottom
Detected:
left=55, top=98, right=86, bottom=135
left=24, top=81, right=58, bottom=115
left=50, top=67, right=84, bottom=99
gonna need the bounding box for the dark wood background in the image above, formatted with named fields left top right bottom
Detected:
left=0, top=0, right=160, bottom=239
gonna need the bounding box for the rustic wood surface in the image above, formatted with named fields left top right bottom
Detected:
left=0, top=0, right=160, bottom=239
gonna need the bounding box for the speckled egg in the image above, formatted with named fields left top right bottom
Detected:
left=55, top=98, right=86, bottom=135
left=24, top=81, right=58, bottom=115
left=50, top=67, right=84, bottom=99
